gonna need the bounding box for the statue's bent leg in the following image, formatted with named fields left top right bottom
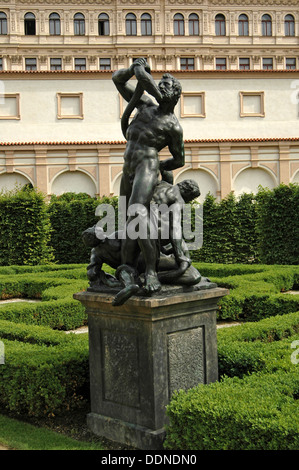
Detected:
left=121, top=158, right=161, bottom=295
left=112, top=264, right=140, bottom=306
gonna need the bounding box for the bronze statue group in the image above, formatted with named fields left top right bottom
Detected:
left=83, top=58, right=203, bottom=306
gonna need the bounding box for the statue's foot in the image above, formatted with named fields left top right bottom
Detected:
left=112, top=284, right=139, bottom=306
left=143, top=273, right=161, bottom=295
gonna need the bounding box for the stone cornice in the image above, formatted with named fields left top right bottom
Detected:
left=1, top=137, right=299, bottom=147
left=2, top=0, right=299, bottom=6
left=208, top=0, right=299, bottom=4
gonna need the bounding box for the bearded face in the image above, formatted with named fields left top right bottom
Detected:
left=158, top=78, right=175, bottom=103
left=158, top=75, right=182, bottom=105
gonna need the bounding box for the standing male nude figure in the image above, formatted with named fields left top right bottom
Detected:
left=112, top=58, right=185, bottom=299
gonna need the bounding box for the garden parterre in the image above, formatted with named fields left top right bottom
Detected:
left=0, top=262, right=298, bottom=449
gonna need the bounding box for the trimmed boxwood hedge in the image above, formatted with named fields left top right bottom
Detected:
left=0, top=263, right=298, bottom=328
left=164, top=313, right=299, bottom=450
left=0, top=266, right=89, bottom=330
left=0, top=262, right=298, bottom=445
left=193, top=262, right=299, bottom=322
left=164, top=369, right=299, bottom=450
left=0, top=321, right=89, bottom=416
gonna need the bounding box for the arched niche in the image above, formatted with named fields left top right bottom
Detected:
left=112, top=172, right=122, bottom=196
left=233, top=167, right=276, bottom=196
left=51, top=170, right=97, bottom=196
left=291, top=170, right=299, bottom=184
left=0, top=172, right=32, bottom=192
left=175, top=168, right=218, bottom=203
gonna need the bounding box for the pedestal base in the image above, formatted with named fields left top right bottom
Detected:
left=87, top=412, right=166, bottom=450
left=74, top=283, right=229, bottom=450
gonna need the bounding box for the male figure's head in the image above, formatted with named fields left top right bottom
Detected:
left=158, top=73, right=182, bottom=106
left=177, top=179, right=200, bottom=203
left=82, top=225, right=108, bottom=247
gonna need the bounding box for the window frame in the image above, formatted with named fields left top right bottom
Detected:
left=74, top=12, right=85, bottom=36
left=141, top=13, right=152, bottom=36
left=180, top=92, right=206, bottom=118
left=238, top=14, right=249, bottom=36
left=215, top=13, right=226, bottom=36
left=57, top=92, right=84, bottom=120
left=24, top=12, right=36, bottom=36
left=239, top=57, right=250, bottom=70
left=98, top=13, right=110, bottom=36
left=174, top=13, right=185, bottom=36
left=25, top=57, right=37, bottom=71
left=99, top=58, right=111, bottom=71
left=262, top=57, right=273, bottom=70
left=180, top=57, right=195, bottom=71
left=126, top=13, right=137, bottom=36
left=0, top=11, right=7, bottom=35
left=50, top=58, right=62, bottom=71
left=0, top=93, right=20, bottom=120
left=286, top=58, right=296, bottom=70
left=216, top=57, right=227, bottom=70
left=188, top=13, right=199, bottom=36
left=74, top=58, right=86, bottom=71
left=239, top=91, right=265, bottom=118
left=261, top=14, right=272, bottom=37
left=285, top=14, right=295, bottom=36
left=49, top=12, right=61, bottom=36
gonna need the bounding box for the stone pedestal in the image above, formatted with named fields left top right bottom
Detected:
left=73, top=284, right=228, bottom=450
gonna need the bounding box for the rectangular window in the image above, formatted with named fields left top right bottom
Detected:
left=50, top=58, right=62, bottom=71
left=75, top=58, right=86, bottom=71
left=181, top=92, right=205, bottom=118
left=100, top=58, right=111, bottom=70
left=239, top=58, right=250, bottom=70
left=263, top=58, right=273, bottom=70
left=180, top=58, right=194, bottom=70
left=25, top=58, right=37, bottom=71
left=286, top=58, right=296, bottom=70
left=57, top=93, right=83, bottom=119
left=0, top=93, right=20, bottom=120
left=216, top=58, right=226, bottom=70
left=240, top=91, right=265, bottom=117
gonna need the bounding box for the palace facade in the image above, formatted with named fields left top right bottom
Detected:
left=0, top=0, right=299, bottom=200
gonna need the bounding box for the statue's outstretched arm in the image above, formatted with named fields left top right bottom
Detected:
left=112, top=64, right=136, bottom=103
left=134, top=59, right=163, bottom=102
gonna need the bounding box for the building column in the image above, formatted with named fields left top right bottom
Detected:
left=279, top=144, right=290, bottom=184
left=219, top=144, right=232, bottom=198
left=35, top=147, right=48, bottom=195
left=97, top=146, right=111, bottom=196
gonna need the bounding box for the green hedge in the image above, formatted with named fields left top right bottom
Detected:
left=217, top=310, right=299, bottom=378
left=0, top=321, right=89, bottom=416
left=0, top=186, right=53, bottom=266
left=0, top=263, right=298, bottom=438
left=164, top=312, right=299, bottom=450
left=47, top=195, right=119, bottom=264
left=164, top=369, right=299, bottom=450
left=194, top=262, right=299, bottom=322
left=192, top=184, right=298, bottom=265
left=256, top=184, right=299, bottom=265
left=0, top=263, right=297, bottom=328
left=0, top=268, right=88, bottom=330
left=192, top=192, right=258, bottom=264
left=1, top=185, right=298, bottom=266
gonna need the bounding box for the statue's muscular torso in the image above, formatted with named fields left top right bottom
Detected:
left=123, top=101, right=182, bottom=177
